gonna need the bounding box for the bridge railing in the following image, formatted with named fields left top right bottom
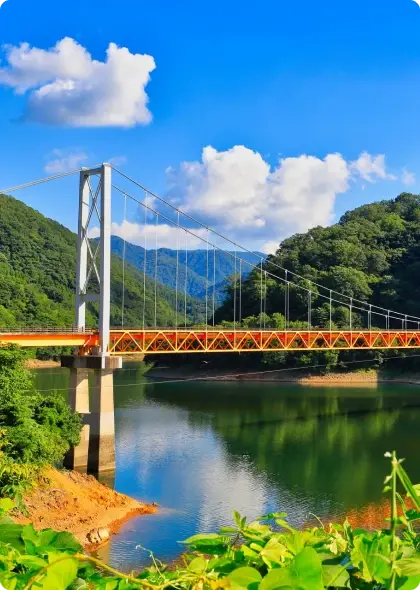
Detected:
left=0, top=326, right=91, bottom=334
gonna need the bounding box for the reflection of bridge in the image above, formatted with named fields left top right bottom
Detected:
left=3, top=328, right=420, bottom=353
left=3, top=163, right=420, bottom=475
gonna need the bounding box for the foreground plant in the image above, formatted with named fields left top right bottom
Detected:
left=2, top=452, right=420, bottom=589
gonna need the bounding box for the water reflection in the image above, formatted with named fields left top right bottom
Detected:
left=33, top=367, right=420, bottom=572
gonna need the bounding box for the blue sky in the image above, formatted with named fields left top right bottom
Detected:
left=0, top=0, right=419, bottom=252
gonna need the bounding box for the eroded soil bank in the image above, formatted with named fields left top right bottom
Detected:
left=14, top=468, right=156, bottom=548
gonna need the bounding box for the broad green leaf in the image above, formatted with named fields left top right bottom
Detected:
left=53, top=532, right=82, bottom=552
left=188, top=557, right=207, bottom=573
left=322, top=564, right=350, bottom=588
left=397, top=555, right=420, bottom=576
left=219, top=526, right=239, bottom=534
left=22, top=523, right=40, bottom=546
left=399, top=574, right=420, bottom=590
left=35, top=552, right=78, bottom=589
left=38, top=529, right=58, bottom=547
left=228, top=566, right=262, bottom=590
left=260, top=547, right=323, bottom=590
left=0, top=499, right=15, bottom=514
left=0, top=571, right=18, bottom=590
left=208, top=557, right=236, bottom=573
left=258, top=512, right=288, bottom=521
left=350, top=534, right=392, bottom=583
left=0, top=524, right=25, bottom=551
left=17, top=554, right=48, bottom=569
left=260, top=537, right=291, bottom=567
left=182, top=533, right=229, bottom=546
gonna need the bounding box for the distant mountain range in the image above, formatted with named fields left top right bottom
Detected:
left=110, top=236, right=266, bottom=303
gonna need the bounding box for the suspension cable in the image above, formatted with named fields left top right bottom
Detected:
left=175, top=211, right=180, bottom=329
left=184, top=230, right=188, bottom=329
left=213, top=247, right=216, bottom=327
left=142, top=191, right=148, bottom=331
left=112, top=183, right=420, bottom=329
left=0, top=168, right=89, bottom=194
left=121, top=194, right=127, bottom=328
left=111, top=166, right=420, bottom=323
left=154, top=213, right=159, bottom=328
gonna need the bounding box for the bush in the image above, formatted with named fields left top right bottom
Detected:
left=0, top=345, right=82, bottom=497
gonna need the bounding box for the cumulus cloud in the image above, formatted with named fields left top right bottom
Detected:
left=402, top=168, right=416, bottom=186
left=350, top=152, right=396, bottom=182
left=166, top=146, right=396, bottom=251
left=0, top=37, right=156, bottom=127
left=44, top=149, right=88, bottom=174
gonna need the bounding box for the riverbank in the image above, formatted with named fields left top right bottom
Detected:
left=25, top=358, right=60, bottom=369
left=148, top=366, right=420, bottom=386
left=14, top=468, right=157, bottom=548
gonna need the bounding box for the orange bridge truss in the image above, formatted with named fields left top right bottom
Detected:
left=2, top=329, right=420, bottom=354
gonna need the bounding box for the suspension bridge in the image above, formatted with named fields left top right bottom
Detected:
left=2, top=163, right=420, bottom=473
left=1, top=163, right=420, bottom=356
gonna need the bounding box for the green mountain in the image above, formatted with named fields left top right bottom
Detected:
left=110, top=235, right=266, bottom=302
left=213, top=192, right=420, bottom=371
left=0, top=194, right=205, bottom=329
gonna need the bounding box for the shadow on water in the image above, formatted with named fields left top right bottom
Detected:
left=32, top=365, right=420, bottom=571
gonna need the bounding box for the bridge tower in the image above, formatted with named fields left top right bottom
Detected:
left=62, top=164, right=122, bottom=474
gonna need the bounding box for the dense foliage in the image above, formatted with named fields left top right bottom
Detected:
left=215, top=192, right=420, bottom=372
left=1, top=452, right=420, bottom=589
left=0, top=346, right=82, bottom=500
left=0, top=194, right=204, bottom=331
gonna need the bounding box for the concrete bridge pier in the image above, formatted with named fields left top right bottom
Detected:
left=61, top=356, right=122, bottom=474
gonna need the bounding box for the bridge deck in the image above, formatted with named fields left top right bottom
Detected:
left=1, top=329, right=420, bottom=354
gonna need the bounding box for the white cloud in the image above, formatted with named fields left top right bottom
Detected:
left=0, top=37, right=156, bottom=127
left=402, top=168, right=416, bottom=186
left=44, top=149, right=88, bottom=174
left=107, top=155, right=127, bottom=167
left=164, top=146, right=398, bottom=251
left=350, top=152, right=396, bottom=182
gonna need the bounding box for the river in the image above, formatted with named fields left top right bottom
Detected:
left=33, top=365, right=420, bottom=572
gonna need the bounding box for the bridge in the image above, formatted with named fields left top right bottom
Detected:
left=2, top=163, right=420, bottom=474
left=2, top=327, right=420, bottom=353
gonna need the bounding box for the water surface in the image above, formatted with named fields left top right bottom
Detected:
left=33, top=366, right=420, bottom=571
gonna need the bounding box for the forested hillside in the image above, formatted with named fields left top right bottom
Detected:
left=110, top=236, right=265, bottom=302
left=0, top=194, right=204, bottom=328
left=215, top=192, right=420, bottom=371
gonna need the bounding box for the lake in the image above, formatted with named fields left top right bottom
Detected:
left=33, top=365, right=420, bottom=572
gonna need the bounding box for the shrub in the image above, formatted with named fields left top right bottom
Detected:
left=0, top=345, right=82, bottom=497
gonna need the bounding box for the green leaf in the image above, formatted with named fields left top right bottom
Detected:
left=350, top=534, right=392, bottom=583
left=22, top=523, right=40, bottom=546
left=0, top=524, right=25, bottom=551
left=182, top=533, right=228, bottom=546
left=227, top=566, right=262, bottom=590
left=398, top=574, right=420, bottom=590
left=233, top=511, right=242, bottom=527
left=17, top=554, right=48, bottom=570
left=322, top=564, right=350, bottom=588
left=188, top=557, right=207, bottom=574
left=35, top=552, right=78, bottom=589
left=0, top=499, right=15, bottom=514
left=258, top=512, right=287, bottom=521
left=53, top=532, right=82, bottom=552
left=260, top=547, right=323, bottom=590
left=405, top=509, right=420, bottom=522
left=260, top=538, right=290, bottom=567
left=397, top=555, right=420, bottom=576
